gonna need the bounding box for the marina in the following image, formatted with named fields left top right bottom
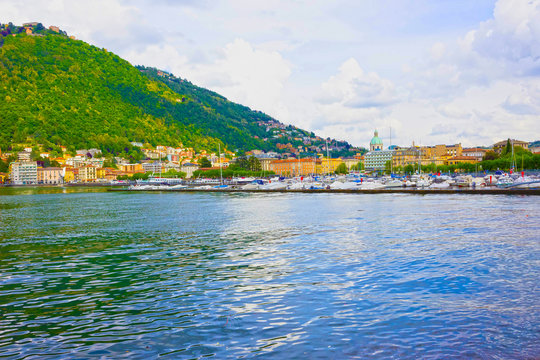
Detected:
left=118, top=172, right=540, bottom=195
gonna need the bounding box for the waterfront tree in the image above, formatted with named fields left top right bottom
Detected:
left=335, top=162, right=348, bottom=174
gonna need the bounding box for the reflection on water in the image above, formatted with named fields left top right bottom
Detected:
left=0, top=188, right=539, bottom=359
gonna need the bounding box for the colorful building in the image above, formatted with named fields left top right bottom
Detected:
left=78, top=166, right=97, bottom=182
left=316, top=158, right=344, bottom=174
left=270, top=158, right=317, bottom=176
left=120, top=163, right=143, bottom=174
left=37, top=167, right=63, bottom=184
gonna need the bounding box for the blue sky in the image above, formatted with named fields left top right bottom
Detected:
left=2, top=0, right=539, bottom=148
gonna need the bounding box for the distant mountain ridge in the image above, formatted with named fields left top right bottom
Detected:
left=0, top=22, right=364, bottom=158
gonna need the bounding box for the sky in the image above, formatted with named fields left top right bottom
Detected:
left=2, top=0, right=540, bottom=148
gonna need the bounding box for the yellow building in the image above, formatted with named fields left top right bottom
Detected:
left=78, top=166, right=97, bottom=182
left=97, top=168, right=107, bottom=179
left=63, top=168, right=76, bottom=183
left=316, top=158, right=343, bottom=174
left=446, top=156, right=478, bottom=166
left=120, top=163, right=143, bottom=174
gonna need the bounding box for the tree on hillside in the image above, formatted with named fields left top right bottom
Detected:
left=198, top=157, right=211, bottom=168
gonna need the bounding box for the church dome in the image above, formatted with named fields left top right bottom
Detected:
left=370, top=130, right=383, bottom=145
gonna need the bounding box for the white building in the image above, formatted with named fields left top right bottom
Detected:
left=10, top=162, right=38, bottom=185
left=364, top=130, right=393, bottom=171
left=364, top=150, right=394, bottom=171
left=142, top=162, right=162, bottom=173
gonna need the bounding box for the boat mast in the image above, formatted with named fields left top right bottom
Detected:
left=326, top=139, right=330, bottom=176
left=511, top=139, right=515, bottom=171
left=390, top=125, right=393, bottom=175
left=219, top=143, right=223, bottom=185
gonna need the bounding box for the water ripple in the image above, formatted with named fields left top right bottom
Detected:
left=0, top=189, right=539, bottom=359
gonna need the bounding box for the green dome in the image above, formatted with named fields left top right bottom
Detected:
left=370, top=130, right=383, bottom=145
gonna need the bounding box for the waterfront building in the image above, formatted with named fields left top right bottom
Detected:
left=142, top=162, right=162, bottom=173
left=164, top=162, right=180, bottom=172
left=257, top=158, right=277, bottom=172
left=462, top=148, right=487, bottom=161
left=63, top=168, right=76, bottom=183
left=270, top=158, right=317, bottom=176
left=78, top=166, right=97, bottom=182
left=316, top=158, right=344, bottom=174
left=37, top=167, right=63, bottom=184
left=364, top=130, right=393, bottom=171
left=120, top=163, right=143, bottom=174
left=492, top=139, right=528, bottom=154
left=9, top=161, right=38, bottom=185
left=181, top=163, right=199, bottom=178
left=392, top=147, right=420, bottom=168
left=364, top=150, right=394, bottom=171
left=97, top=168, right=107, bottom=179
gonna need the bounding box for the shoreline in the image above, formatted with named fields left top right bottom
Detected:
left=108, top=187, right=540, bottom=195
left=2, top=184, right=539, bottom=195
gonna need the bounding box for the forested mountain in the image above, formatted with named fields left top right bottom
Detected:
left=0, top=23, right=363, bottom=157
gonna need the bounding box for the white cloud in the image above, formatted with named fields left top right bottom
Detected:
left=318, top=58, right=398, bottom=109
left=470, top=0, right=540, bottom=74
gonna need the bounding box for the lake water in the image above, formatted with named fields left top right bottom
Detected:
left=0, top=188, right=539, bottom=359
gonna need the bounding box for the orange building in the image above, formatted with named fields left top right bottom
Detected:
left=120, top=163, right=144, bottom=174
left=270, top=158, right=317, bottom=176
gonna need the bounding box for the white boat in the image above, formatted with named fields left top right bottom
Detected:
left=288, top=182, right=306, bottom=190
left=241, top=179, right=266, bottom=190
left=456, top=175, right=473, bottom=187
left=260, top=181, right=287, bottom=190
left=430, top=181, right=450, bottom=189
left=471, top=177, right=486, bottom=187
left=384, top=179, right=404, bottom=188
left=360, top=181, right=385, bottom=189
left=404, top=180, right=416, bottom=187
left=167, top=184, right=188, bottom=190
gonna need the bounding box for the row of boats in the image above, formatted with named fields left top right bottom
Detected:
left=127, top=172, right=540, bottom=191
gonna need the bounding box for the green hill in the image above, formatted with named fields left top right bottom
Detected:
left=0, top=23, right=363, bottom=158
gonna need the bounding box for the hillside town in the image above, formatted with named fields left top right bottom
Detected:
left=1, top=131, right=538, bottom=185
